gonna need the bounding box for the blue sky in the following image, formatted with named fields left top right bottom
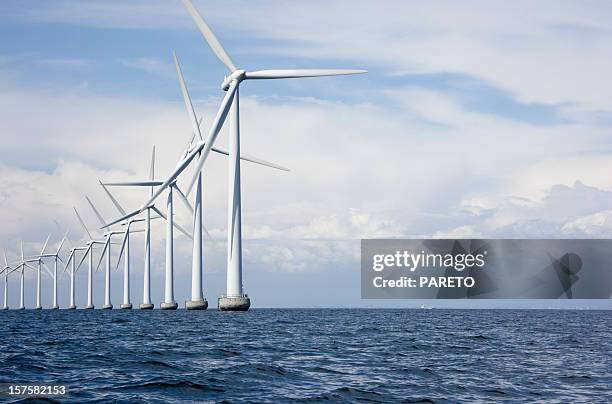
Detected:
left=1, top=0, right=612, bottom=308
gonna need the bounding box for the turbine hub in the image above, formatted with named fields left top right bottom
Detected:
left=222, top=69, right=246, bottom=91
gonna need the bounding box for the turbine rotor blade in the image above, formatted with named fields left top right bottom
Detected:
left=95, top=239, right=109, bottom=272
left=184, top=81, right=239, bottom=195
left=74, top=207, right=94, bottom=240
left=173, top=184, right=194, bottom=215
left=102, top=208, right=142, bottom=229
left=103, top=181, right=164, bottom=187
left=151, top=206, right=193, bottom=240
left=40, top=234, right=51, bottom=255
left=75, top=244, right=92, bottom=272
left=140, top=80, right=238, bottom=210
left=115, top=224, right=130, bottom=270
left=174, top=51, right=204, bottom=144
left=245, top=69, right=367, bottom=80
left=181, top=0, right=237, bottom=72
left=85, top=196, right=106, bottom=227
left=99, top=180, right=127, bottom=216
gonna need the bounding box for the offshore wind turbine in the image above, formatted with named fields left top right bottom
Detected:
left=73, top=207, right=105, bottom=309
left=37, top=234, right=67, bottom=309
left=102, top=179, right=193, bottom=310
left=99, top=181, right=152, bottom=310
left=12, top=242, right=34, bottom=309
left=138, top=0, right=365, bottom=310
left=86, top=196, right=127, bottom=310
left=1, top=250, right=10, bottom=310
left=25, top=235, right=54, bottom=310
left=63, top=245, right=87, bottom=309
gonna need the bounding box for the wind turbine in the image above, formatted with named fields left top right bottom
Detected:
left=98, top=181, right=151, bottom=310
left=101, top=179, right=193, bottom=310
left=1, top=250, right=11, bottom=310
left=86, top=196, right=129, bottom=310
left=11, top=241, right=39, bottom=310
left=137, top=0, right=365, bottom=310
left=63, top=245, right=87, bottom=309
left=73, top=207, right=105, bottom=309
left=37, top=233, right=67, bottom=309
left=25, top=235, right=54, bottom=310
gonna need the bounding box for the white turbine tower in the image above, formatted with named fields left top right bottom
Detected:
left=102, top=179, right=193, bottom=310
left=63, top=245, right=87, bottom=309
left=25, top=235, right=54, bottom=310
left=98, top=181, right=149, bottom=310
left=137, top=0, right=365, bottom=310
left=37, top=234, right=67, bottom=309
left=1, top=250, right=11, bottom=310
left=13, top=242, right=35, bottom=310
left=73, top=207, right=105, bottom=309
left=86, top=196, right=128, bottom=310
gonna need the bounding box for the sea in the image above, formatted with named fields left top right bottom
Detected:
left=0, top=309, right=610, bottom=403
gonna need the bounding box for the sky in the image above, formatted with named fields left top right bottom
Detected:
left=1, top=0, right=612, bottom=309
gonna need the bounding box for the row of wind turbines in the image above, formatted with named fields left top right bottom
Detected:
left=0, top=0, right=365, bottom=311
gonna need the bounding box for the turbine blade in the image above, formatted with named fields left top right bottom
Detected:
left=184, top=81, right=239, bottom=195
left=150, top=145, right=156, bottom=197
left=75, top=244, right=92, bottom=272
left=85, top=196, right=106, bottom=227
left=181, top=0, right=237, bottom=72
left=99, top=180, right=127, bottom=216
left=209, top=145, right=289, bottom=171
left=115, top=224, right=130, bottom=270
left=54, top=221, right=75, bottom=249
left=245, top=69, right=367, bottom=80
left=63, top=250, right=74, bottom=273
left=95, top=239, right=109, bottom=272
left=140, top=80, right=238, bottom=211
left=74, top=207, right=93, bottom=240
left=102, top=208, right=142, bottom=229
left=174, top=51, right=203, bottom=145
left=151, top=206, right=193, bottom=240
left=3, top=249, right=8, bottom=267
left=103, top=181, right=164, bottom=187
left=173, top=184, right=194, bottom=215
left=56, top=232, right=68, bottom=255
left=40, top=234, right=51, bottom=255
left=20, top=240, right=24, bottom=261
left=42, top=261, right=53, bottom=278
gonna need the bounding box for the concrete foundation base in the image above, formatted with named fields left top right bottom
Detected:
left=51, top=305, right=59, bottom=310
left=185, top=299, right=208, bottom=310
left=218, top=296, right=251, bottom=311
left=120, top=303, right=133, bottom=310
left=66, top=305, right=77, bottom=310
left=34, top=306, right=42, bottom=310
left=84, top=304, right=95, bottom=310
left=18, top=306, right=25, bottom=310
left=102, top=304, right=113, bottom=310
left=139, top=303, right=154, bottom=310
left=161, top=302, right=178, bottom=310
left=1, top=307, right=8, bottom=310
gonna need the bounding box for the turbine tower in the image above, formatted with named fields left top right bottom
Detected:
left=73, top=207, right=105, bottom=309
left=1, top=250, right=11, bottom=310
left=37, top=234, right=67, bottom=309
left=25, top=235, right=53, bottom=310
left=138, top=0, right=365, bottom=310
left=64, top=245, right=87, bottom=309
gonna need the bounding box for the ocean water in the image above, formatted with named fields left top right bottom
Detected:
left=0, top=309, right=610, bottom=403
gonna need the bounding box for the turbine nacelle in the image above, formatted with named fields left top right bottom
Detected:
left=222, top=70, right=246, bottom=91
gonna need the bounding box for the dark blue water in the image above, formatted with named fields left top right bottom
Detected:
left=0, top=309, right=611, bottom=403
